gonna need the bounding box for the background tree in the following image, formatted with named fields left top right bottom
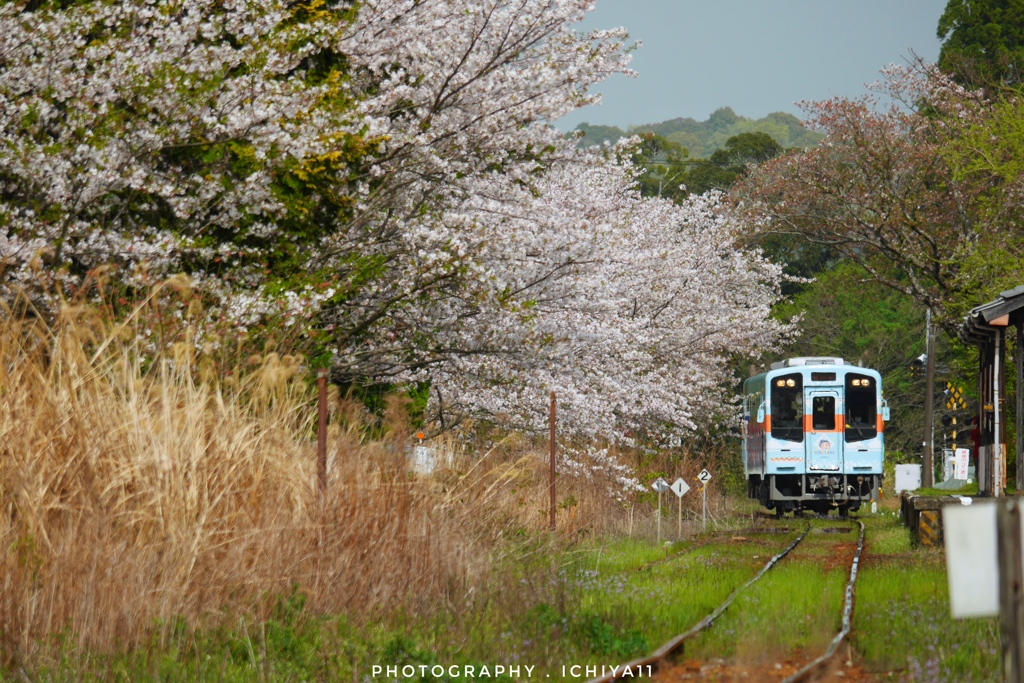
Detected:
left=938, top=0, right=1024, bottom=87
left=685, top=131, right=784, bottom=195
left=630, top=133, right=689, bottom=202
left=575, top=109, right=822, bottom=158
left=730, top=63, right=1018, bottom=334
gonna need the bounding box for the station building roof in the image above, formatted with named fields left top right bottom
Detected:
left=961, top=285, right=1024, bottom=346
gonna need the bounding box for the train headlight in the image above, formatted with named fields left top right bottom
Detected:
left=777, top=380, right=785, bottom=387
left=786, top=379, right=796, bottom=387
left=852, top=379, right=861, bottom=387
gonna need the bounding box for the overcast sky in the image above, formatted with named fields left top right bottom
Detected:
left=557, top=0, right=947, bottom=130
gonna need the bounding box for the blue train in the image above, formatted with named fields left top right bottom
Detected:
left=743, top=358, right=889, bottom=517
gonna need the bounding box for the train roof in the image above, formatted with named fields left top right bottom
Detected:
left=769, top=357, right=846, bottom=369
left=746, top=358, right=881, bottom=390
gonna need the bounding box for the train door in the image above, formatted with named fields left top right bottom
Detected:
left=805, top=390, right=842, bottom=471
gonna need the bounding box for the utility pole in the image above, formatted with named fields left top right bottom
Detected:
left=924, top=309, right=936, bottom=489
left=549, top=391, right=556, bottom=532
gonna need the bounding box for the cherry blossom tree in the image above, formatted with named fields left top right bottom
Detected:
left=420, top=155, right=789, bottom=438
left=0, top=0, right=791, bottom=444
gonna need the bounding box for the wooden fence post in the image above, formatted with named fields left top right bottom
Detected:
left=317, top=368, right=328, bottom=495
left=998, top=499, right=1024, bottom=683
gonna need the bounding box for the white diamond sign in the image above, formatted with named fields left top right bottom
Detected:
left=651, top=477, right=670, bottom=493
left=670, top=478, right=690, bottom=498
left=697, top=469, right=712, bottom=484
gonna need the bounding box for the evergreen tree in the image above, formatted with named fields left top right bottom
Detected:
left=938, top=0, right=1024, bottom=87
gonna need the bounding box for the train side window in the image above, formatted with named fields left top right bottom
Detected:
left=812, top=396, right=835, bottom=430
left=770, top=373, right=803, bottom=442
left=845, top=374, right=878, bottom=442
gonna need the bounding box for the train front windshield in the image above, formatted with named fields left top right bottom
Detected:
left=845, top=373, right=877, bottom=442
left=770, top=373, right=803, bottom=442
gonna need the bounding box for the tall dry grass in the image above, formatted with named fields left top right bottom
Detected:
left=0, top=289, right=741, bottom=671
left=0, top=300, right=485, bottom=664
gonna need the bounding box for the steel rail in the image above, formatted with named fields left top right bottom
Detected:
left=585, top=525, right=811, bottom=683
left=778, top=519, right=866, bottom=683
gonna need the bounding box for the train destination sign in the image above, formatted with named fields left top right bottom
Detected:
left=698, top=469, right=712, bottom=484
left=670, top=478, right=690, bottom=498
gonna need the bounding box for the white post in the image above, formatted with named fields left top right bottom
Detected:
left=678, top=490, right=683, bottom=540
left=657, top=489, right=662, bottom=544
left=702, top=483, right=707, bottom=533
left=996, top=329, right=1003, bottom=496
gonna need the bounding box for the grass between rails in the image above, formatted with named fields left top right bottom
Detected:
left=680, top=525, right=849, bottom=664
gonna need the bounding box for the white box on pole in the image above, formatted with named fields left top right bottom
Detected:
left=894, top=464, right=922, bottom=493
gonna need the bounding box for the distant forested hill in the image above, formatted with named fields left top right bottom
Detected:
left=575, top=107, right=822, bottom=157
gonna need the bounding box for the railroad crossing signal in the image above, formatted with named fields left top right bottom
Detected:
left=910, top=353, right=926, bottom=377
left=945, top=382, right=967, bottom=411
left=698, top=469, right=712, bottom=484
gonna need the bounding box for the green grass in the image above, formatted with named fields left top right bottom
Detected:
left=910, top=481, right=980, bottom=497
left=566, top=536, right=681, bottom=575
left=571, top=533, right=802, bottom=649
left=5, top=506, right=1002, bottom=682
left=854, top=512, right=1000, bottom=682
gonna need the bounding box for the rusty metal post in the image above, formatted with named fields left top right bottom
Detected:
left=317, top=368, right=328, bottom=495
left=550, top=391, right=556, bottom=532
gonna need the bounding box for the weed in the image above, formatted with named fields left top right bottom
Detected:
left=576, top=615, right=648, bottom=658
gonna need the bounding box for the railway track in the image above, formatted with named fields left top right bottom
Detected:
left=777, top=520, right=866, bottom=683
left=586, top=520, right=868, bottom=683
left=585, top=525, right=811, bottom=683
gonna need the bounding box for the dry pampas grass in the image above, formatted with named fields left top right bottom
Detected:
left=0, top=297, right=486, bottom=664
